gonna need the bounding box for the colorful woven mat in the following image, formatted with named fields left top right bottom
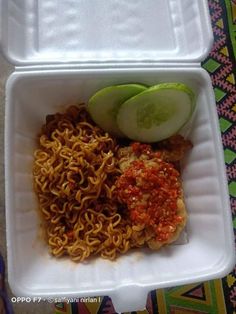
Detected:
left=54, top=0, right=236, bottom=313
left=0, top=254, right=13, bottom=314
left=0, top=1, right=234, bottom=314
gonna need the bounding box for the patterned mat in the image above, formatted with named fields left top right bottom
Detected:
left=0, top=1, right=235, bottom=314
left=54, top=0, right=236, bottom=313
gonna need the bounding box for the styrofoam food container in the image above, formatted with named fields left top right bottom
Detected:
left=1, top=0, right=235, bottom=312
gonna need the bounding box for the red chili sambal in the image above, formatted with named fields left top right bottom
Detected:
left=116, top=143, right=184, bottom=242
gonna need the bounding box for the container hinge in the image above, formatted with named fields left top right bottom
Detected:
left=14, top=62, right=202, bottom=72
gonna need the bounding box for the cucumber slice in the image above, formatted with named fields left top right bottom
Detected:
left=117, top=83, right=195, bottom=143
left=88, top=84, right=147, bottom=137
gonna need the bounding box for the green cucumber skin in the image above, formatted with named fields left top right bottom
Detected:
left=88, top=84, right=147, bottom=137
left=116, top=83, right=195, bottom=143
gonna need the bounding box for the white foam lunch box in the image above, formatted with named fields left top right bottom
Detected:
left=1, top=0, right=235, bottom=312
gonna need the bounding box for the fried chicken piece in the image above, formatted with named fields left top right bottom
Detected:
left=146, top=197, right=187, bottom=250
left=129, top=196, right=187, bottom=250
left=116, top=135, right=190, bottom=250
left=156, top=134, right=192, bottom=162
left=118, top=134, right=192, bottom=172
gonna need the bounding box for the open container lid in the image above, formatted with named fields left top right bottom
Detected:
left=0, top=0, right=213, bottom=66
